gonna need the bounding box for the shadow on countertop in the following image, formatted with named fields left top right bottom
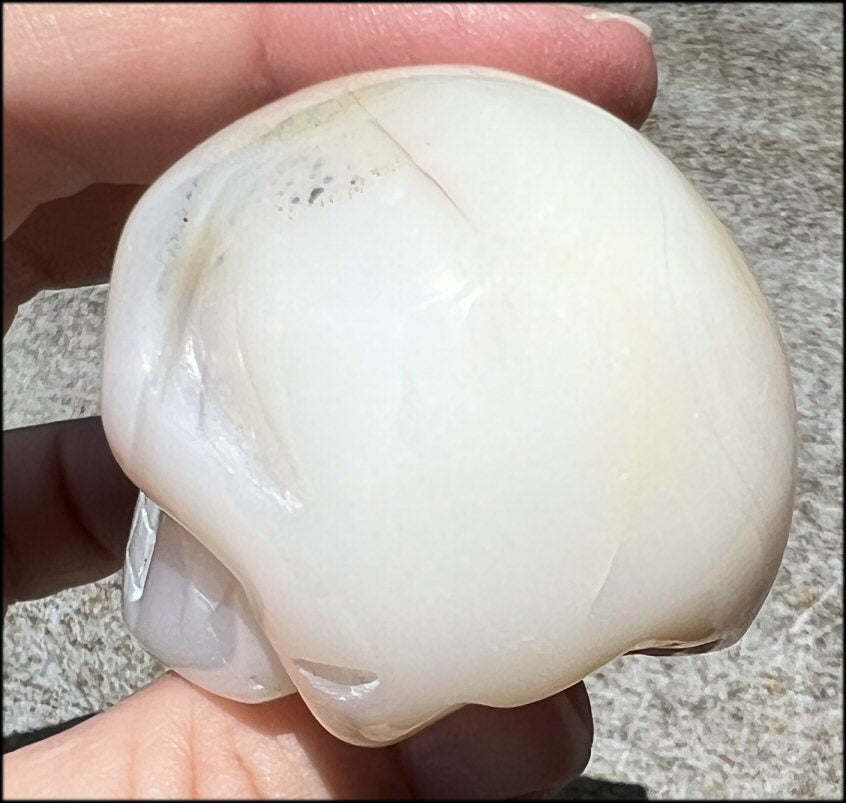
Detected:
left=555, top=776, right=648, bottom=799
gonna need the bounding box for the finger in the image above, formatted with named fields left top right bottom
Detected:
left=397, top=684, right=593, bottom=799
left=4, top=3, right=656, bottom=229
left=2, top=673, right=591, bottom=799
left=3, top=184, right=146, bottom=333
left=2, top=416, right=138, bottom=610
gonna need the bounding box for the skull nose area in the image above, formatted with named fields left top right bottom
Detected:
left=122, top=493, right=295, bottom=703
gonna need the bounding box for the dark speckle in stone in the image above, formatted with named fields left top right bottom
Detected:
left=323, top=176, right=334, bottom=185
left=308, top=187, right=324, bottom=205
left=291, top=196, right=300, bottom=204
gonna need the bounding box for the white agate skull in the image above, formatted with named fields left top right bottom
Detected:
left=102, top=65, right=797, bottom=747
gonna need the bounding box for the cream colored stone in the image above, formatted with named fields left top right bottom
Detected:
left=102, top=66, right=797, bottom=746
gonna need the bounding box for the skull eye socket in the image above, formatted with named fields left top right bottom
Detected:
left=293, top=659, right=380, bottom=700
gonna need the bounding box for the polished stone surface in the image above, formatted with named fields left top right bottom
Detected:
left=3, top=3, right=842, bottom=798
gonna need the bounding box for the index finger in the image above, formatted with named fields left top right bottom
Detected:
left=3, top=3, right=656, bottom=230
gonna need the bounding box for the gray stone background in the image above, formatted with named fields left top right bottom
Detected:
left=2, top=3, right=842, bottom=799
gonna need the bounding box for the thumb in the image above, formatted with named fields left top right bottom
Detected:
left=3, top=673, right=592, bottom=799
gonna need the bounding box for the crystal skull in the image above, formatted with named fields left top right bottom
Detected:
left=102, top=65, right=797, bottom=747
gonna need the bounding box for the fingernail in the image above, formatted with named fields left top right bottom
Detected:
left=559, top=682, right=593, bottom=736
left=579, top=9, right=654, bottom=43
left=548, top=690, right=591, bottom=760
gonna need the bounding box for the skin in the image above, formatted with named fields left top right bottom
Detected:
left=3, top=3, right=657, bottom=798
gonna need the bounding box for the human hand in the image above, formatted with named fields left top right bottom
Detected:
left=3, top=3, right=656, bottom=798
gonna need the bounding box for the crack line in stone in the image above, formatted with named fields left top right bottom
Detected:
left=350, top=90, right=471, bottom=224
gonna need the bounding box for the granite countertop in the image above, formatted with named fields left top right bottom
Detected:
left=3, top=3, right=842, bottom=799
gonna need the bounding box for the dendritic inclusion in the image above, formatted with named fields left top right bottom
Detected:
left=103, top=65, right=797, bottom=747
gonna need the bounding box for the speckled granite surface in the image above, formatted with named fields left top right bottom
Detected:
left=3, top=3, right=842, bottom=799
